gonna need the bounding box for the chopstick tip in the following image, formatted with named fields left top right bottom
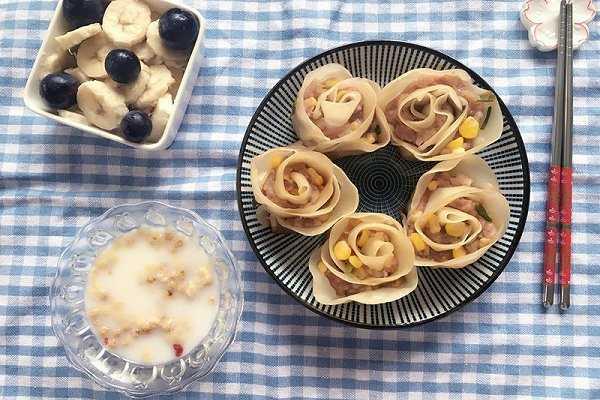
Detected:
left=542, top=284, right=554, bottom=308
left=559, top=284, right=571, bottom=310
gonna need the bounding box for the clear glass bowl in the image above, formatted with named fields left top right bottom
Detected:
left=50, top=201, right=243, bottom=397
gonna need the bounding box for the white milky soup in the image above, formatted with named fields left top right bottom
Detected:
left=85, top=226, right=219, bottom=365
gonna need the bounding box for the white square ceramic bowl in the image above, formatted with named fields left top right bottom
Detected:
left=24, top=0, right=205, bottom=150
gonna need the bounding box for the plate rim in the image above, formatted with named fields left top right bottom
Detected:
left=236, top=39, right=531, bottom=329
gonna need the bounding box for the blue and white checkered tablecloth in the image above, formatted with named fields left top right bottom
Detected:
left=1, top=0, right=599, bottom=398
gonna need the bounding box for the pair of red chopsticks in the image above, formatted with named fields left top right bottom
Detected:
left=543, top=0, right=573, bottom=310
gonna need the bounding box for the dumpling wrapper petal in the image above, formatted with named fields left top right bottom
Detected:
left=250, top=147, right=359, bottom=236
left=292, top=63, right=380, bottom=155
left=274, top=164, right=359, bottom=235
left=326, top=105, right=392, bottom=158
left=410, top=92, right=469, bottom=155
left=360, top=237, right=394, bottom=270
left=292, top=63, right=353, bottom=148
left=251, top=148, right=335, bottom=216
left=414, top=207, right=482, bottom=252
left=380, top=68, right=503, bottom=162
left=409, top=154, right=499, bottom=213
left=324, top=213, right=415, bottom=286
left=321, top=92, right=362, bottom=127
left=410, top=186, right=510, bottom=268
left=272, top=150, right=335, bottom=210
left=308, top=245, right=418, bottom=305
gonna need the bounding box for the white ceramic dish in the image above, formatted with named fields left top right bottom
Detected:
left=520, top=0, right=596, bottom=52
left=23, top=0, right=205, bottom=150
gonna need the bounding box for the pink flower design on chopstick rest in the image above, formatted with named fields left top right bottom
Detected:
left=520, top=0, right=596, bottom=51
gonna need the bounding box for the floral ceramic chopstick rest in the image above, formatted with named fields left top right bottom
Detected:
left=520, top=0, right=596, bottom=51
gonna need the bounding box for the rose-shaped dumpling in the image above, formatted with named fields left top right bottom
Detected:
left=308, top=213, right=417, bottom=304
left=409, top=154, right=499, bottom=213
left=379, top=68, right=503, bottom=161
left=292, top=63, right=389, bottom=156
left=407, top=185, right=509, bottom=269
left=250, top=147, right=359, bottom=236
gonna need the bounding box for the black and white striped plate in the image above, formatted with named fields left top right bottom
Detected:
left=236, top=41, right=530, bottom=328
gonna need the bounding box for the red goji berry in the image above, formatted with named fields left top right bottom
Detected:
left=173, top=343, right=183, bottom=357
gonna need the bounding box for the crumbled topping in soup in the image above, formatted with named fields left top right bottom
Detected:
left=85, top=227, right=219, bottom=365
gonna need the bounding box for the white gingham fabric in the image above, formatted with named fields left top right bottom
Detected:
left=1, top=0, right=599, bottom=398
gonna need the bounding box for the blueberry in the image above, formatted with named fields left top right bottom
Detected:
left=39, top=73, right=78, bottom=109
left=121, top=111, right=152, bottom=143
left=62, top=0, right=105, bottom=29
left=159, top=8, right=199, bottom=51
left=105, top=49, right=140, bottom=84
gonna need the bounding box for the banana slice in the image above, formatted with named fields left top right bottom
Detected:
left=132, top=41, right=155, bottom=63
left=149, top=93, right=173, bottom=142
left=163, top=57, right=188, bottom=69
left=77, top=81, right=129, bottom=130
left=167, top=66, right=184, bottom=98
left=103, top=0, right=151, bottom=47
left=146, top=55, right=164, bottom=66
left=107, top=62, right=150, bottom=103
left=76, top=33, right=113, bottom=78
left=135, top=64, right=174, bottom=109
left=146, top=20, right=188, bottom=62
left=55, top=23, right=102, bottom=50
left=58, top=109, right=89, bottom=125
left=39, top=50, right=75, bottom=77
left=64, top=67, right=89, bottom=83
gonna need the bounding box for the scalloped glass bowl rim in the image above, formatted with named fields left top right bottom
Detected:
left=50, top=200, right=244, bottom=397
